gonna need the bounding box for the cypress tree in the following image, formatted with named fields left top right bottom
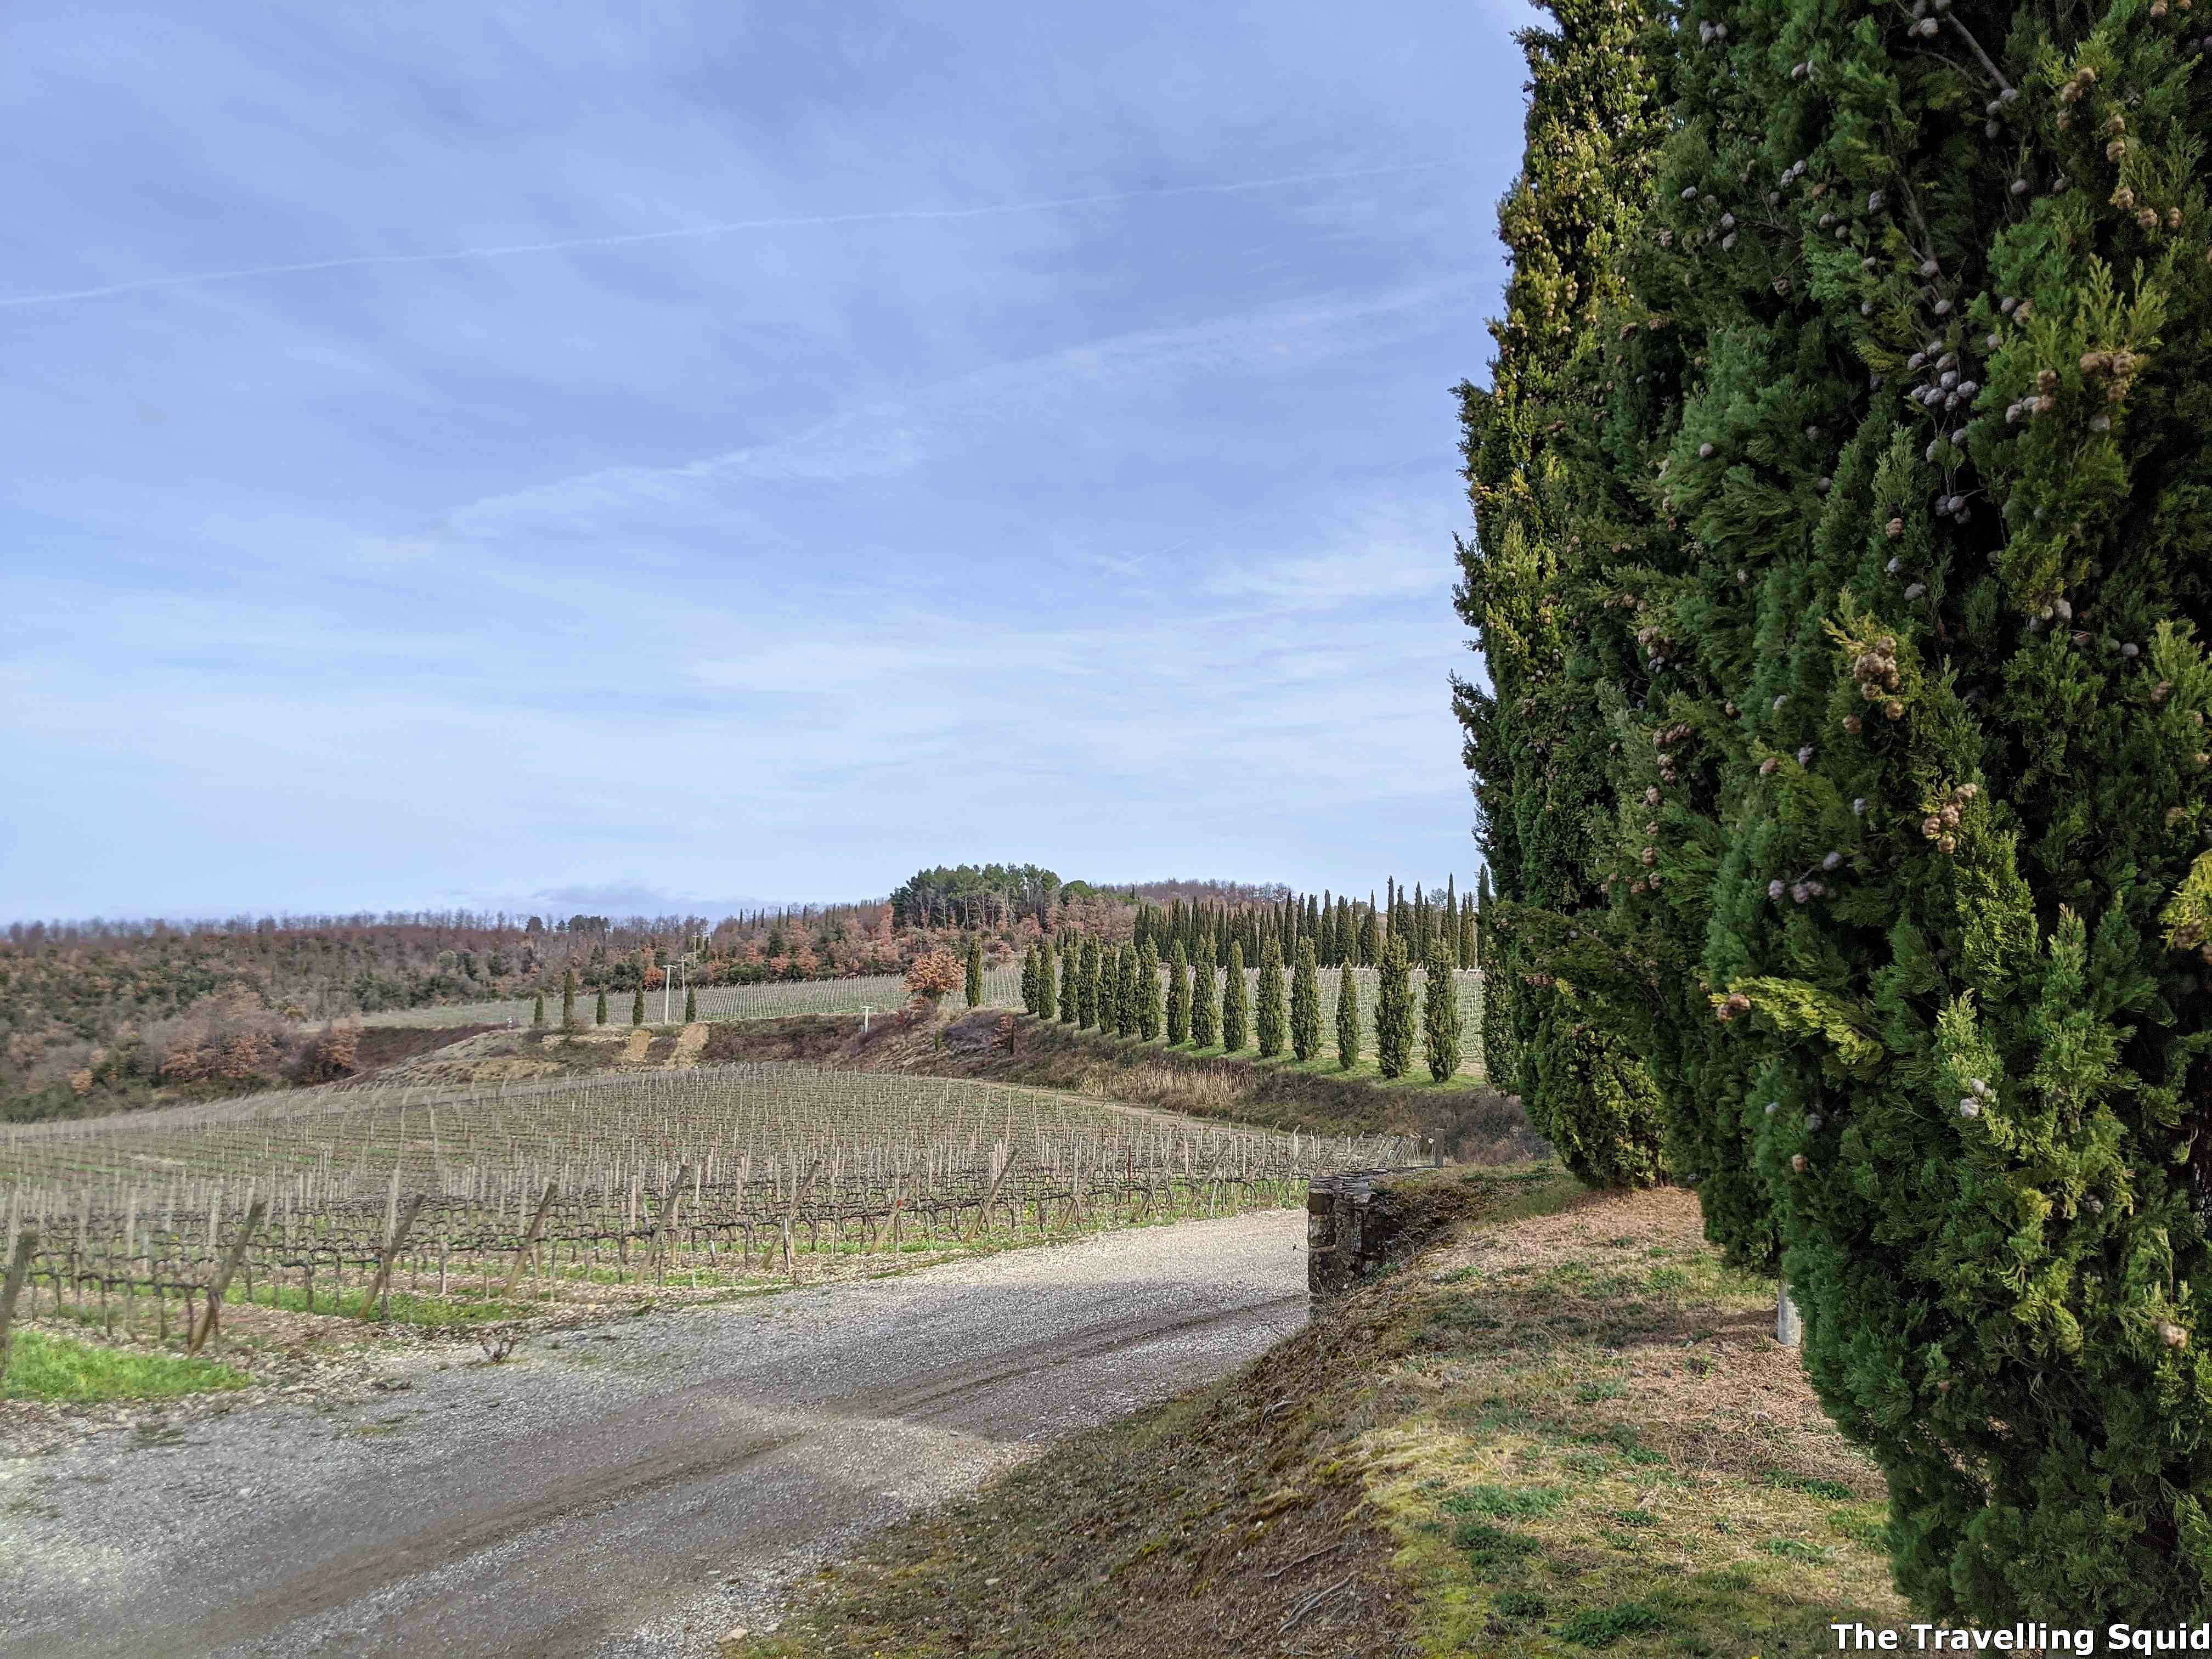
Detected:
left=1290, top=940, right=1320, bottom=1063
left=1058, top=945, right=1077, bottom=1024
left=532, top=989, right=546, bottom=1029
left=1374, top=936, right=1413, bottom=1080
left=1137, top=939, right=1163, bottom=1040
left=1422, top=935, right=1462, bottom=1082
left=1077, top=940, right=1100, bottom=1029
left=1020, top=945, right=1039, bottom=1014
left=1335, top=957, right=1361, bottom=1071
left=964, top=936, right=984, bottom=1008
left=1220, top=941, right=1249, bottom=1052
left=1036, top=940, right=1057, bottom=1022
left=1454, top=0, right=1673, bottom=1192
left=1166, top=940, right=1190, bottom=1044
left=595, top=986, right=608, bottom=1026
left=1255, top=935, right=1285, bottom=1057
left=1115, top=945, right=1138, bottom=1038
left=561, top=968, right=577, bottom=1031
left=1190, top=936, right=1219, bottom=1047
left=631, top=986, right=645, bottom=1026
left=1357, top=906, right=1380, bottom=967
left=684, top=984, right=696, bottom=1023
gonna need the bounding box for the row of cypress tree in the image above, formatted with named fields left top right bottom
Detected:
left=1459, top=0, right=2212, bottom=1620
left=1128, top=880, right=1477, bottom=972
left=1018, top=935, right=1463, bottom=1080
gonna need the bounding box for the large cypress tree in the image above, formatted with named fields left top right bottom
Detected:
left=1036, top=940, right=1057, bottom=1022
left=1255, top=935, right=1286, bottom=1056
left=684, top=984, right=696, bottom=1023
left=1078, top=940, right=1101, bottom=1029
left=1356, top=905, right=1380, bottom=967
left=532, top=989, right=546, bottom=1029
left=1220, top=941, right=1249, bottom=1052
left=1422, top=935, right=1463, bottom=1081
left=1166, top=940, right=1190, bottom=1043
left=1113, top=945, right=1136, bottom=1038
left=1190, top=936, right=1219, bottom=1047
left=1058, top=944, right=1077, bottom=1024
left=1290, top=939, right=1321, bottom=1063
left=595, top=986, right=608, bottom=1026
left=631, top=986, right=645, bottom=1027
left=1137, top=939, right=1163, bottom=1040
left=561, top=968, right=578, bottom=1031
left=1478, top=0, right=2212, bottom=1621
left=1021, top=945, right=1040, bottom=1014
left=1335, top=960, right=1362, bottom=1070
left=964, top=936, right=984, bottom=1008
left=1455, top=0, right=1673, bottom=1191
left=1374, top=935, right=1414, bottom=1080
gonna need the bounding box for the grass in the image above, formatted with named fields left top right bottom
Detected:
left=718, top=1166, right=1908, bottom=1659
left=1, top=1329, right=250, bottom=1402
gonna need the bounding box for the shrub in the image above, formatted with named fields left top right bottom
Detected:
left=906, top=950, right=963, bottom=1005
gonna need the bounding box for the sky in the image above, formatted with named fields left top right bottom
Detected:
left=0, top=1, right=1532, bottom=923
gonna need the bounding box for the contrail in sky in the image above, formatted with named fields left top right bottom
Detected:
left=0, top=159, right=1463, bottom=311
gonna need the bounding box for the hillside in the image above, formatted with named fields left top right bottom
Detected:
left=726, top=1169, right=1903, bottom=1658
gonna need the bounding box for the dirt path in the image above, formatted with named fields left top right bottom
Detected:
left=2, top=1209, right=1310, bottom=1659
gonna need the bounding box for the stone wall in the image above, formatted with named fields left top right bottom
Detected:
left=1307, top=1167, right=1433, bottom=1302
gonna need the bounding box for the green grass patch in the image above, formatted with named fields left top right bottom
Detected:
left=2, top=1330, right=250, bottom=1402
left=1759, top=1538, right=1835, bottom=1563
left=1443, top=1483, right=1568, bottom=1520
left=1557, top=1600, right=1672, bottom=1646
left=1454, top=1519, right=1541, bottom=1566
left=1765, top=1472, right=1854, bottom=1501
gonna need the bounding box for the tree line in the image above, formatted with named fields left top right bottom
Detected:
left=1459, top=0, right=2211, bottom=1622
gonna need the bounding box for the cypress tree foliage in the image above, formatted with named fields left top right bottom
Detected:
left=1472, top=0, right=2212, bottom=1620
left=1190, top=936, right=1219, bottom=1047
left=1374, top=936, right=1414, bottom=1080
left=1036, top=941, right=1057, bottom=1022
left=1220, top=941, right=1249, bottom=1051
left=684, top=985, right=696, bottom=1023
left=1021, top=946, right=1040, bottom=1014
left=1422, top=934, right=1463, bottom=1082
left=1454, top=0, right=1673, bottom=1192
left=1255, top=935, right=1286, bottom=1056
left=595, top=986, right=608, bottom=1026
left=1356, top=906, right=1380, bottom=967
left=1137, top=939, right=1163, bottom=1040
left=964, top=936, right=984, bottom=1008
left=631, top=986, right=645, bottom=1026
left=1058, top=945, right=1077, bottom=1024
left=1554, top=0, right=2212, bottom=1618
left=532, top=989, right=546, bottom=1029
left=1166, top=941, right=1191, bottom=1043
left=561, top=969, right=577, bottom=1031
left=1336, top=955, right=1362, bottom=1070
left=1115, top=945, right=1139, bottom=1038
left=1077, top=940, right=1100, bottom=1029
left=1290, top=940, right=1321, bottom=1063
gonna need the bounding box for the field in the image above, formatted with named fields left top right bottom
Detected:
left=0, top=1063, right=1417, bottom=1358
left=350, top=965, right=1486, bottom=1060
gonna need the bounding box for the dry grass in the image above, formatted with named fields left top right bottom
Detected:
left=725, top=1169, right=1906, bottom=1659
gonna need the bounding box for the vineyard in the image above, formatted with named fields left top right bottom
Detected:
left=0, top=1064, right=1417, bottom=1355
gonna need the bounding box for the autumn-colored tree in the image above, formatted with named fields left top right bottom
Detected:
left=906, top=949, right=964, bottom=1006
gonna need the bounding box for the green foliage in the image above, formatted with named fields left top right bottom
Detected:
left=1165, top=941, right=1190, bottom=1043
left=1058, top=944, right=1077, bottom=1024
left=1374, top=936, right=1414, bottom=1079
left=964, top=937, right=985, bottom=1009
left=630, top=987, right=644, bottom=1028
left=1336, top=955, right=1361, bottom=1070
left=1137, top=940, right=1163, bottom=1040
left=1422, top=935, right=1463, bottom=1080
left=532, top=990, right=546, bottom=1029
left=1036, top=941, right=1057, bottom=1022
left=1020, top=945, right=1039, bottom=1014
left=1255, top=936, right=1285, bottom=1056
left=1077, top=940, right=1101, bottom=1030
left=1, top=1330, right=250, bottom=1403
left=561, top=968, right=577, bottom=1030
left=1190, top=937, right=1219, bottom=1047
left=1464, top=0, right=2212, bottom=1621
left=1290, top=940, right=1321, bottom=1062
left=594, top=987, right=608, bottom=1026
left=1220, top=941, right=1249, bottom=1052
left=684, top=985, right=696, bottom=1023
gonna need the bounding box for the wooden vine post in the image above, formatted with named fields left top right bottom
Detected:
left=499, top=1183, right=560, bottom=1299
left=356, top=1194, right=427, bottom=1321
left=187, top=1199, right=268, bottom=1357
left=0, top=1229, right=38, bottom=1384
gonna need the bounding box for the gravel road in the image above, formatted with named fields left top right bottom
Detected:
left=2, top=1208, right=1308, bottom=1659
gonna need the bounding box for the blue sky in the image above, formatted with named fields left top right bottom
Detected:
left=1, top=1, right=1530, bottom=922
